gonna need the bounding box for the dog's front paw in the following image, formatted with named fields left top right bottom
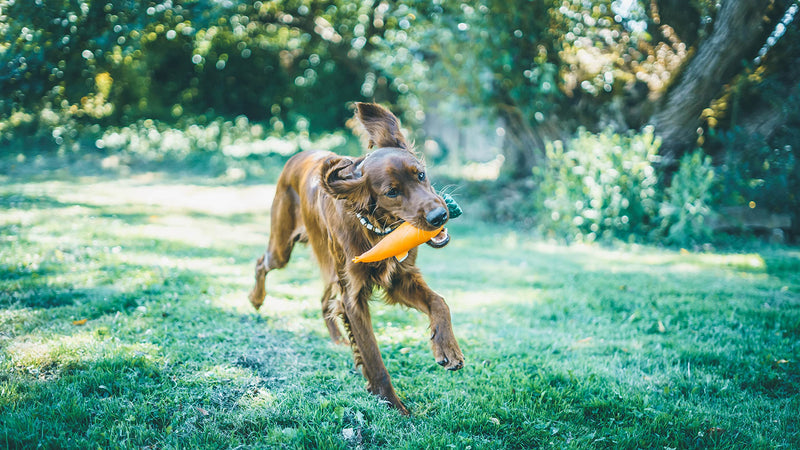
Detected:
left=430, top=325, right=464, bottom=371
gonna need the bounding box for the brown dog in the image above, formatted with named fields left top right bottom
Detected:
left=248, top=103, right=464, bottom=414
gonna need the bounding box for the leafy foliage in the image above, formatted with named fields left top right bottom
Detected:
left=714, top=128, right=797, bottom=212
left=0, top=0, right=401, bottom=141
left=656, top=149, right=716, bottom=246
left=706, top=77, right=800, bottom=237
left=534, top=127, right=660, bottom=242
left=367, top=0, right=700, bottom=176
left=696, top=8, right=800, bottom=238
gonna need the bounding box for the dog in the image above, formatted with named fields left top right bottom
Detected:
left=248, top=102, right=464, bottom=414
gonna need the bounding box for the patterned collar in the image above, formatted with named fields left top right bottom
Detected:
left=355, top=212, right=399, bottom=235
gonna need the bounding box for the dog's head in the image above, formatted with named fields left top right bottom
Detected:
left=321, top=103, right=449, bottom=247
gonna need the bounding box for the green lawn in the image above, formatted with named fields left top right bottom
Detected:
left=1, top=158, right=799, bottom=449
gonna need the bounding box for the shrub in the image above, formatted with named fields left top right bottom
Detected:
left=656, top=149, right=716, bottom=246
left=93, top=117, right=358, bottom=178
left=0, top=0, right=387, bottom=138
left=533, top=127, right=661, bottom=242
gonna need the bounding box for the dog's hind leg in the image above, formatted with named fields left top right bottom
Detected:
left=341, top=312, right=363, bottom=368
left=248, top=186, right=302, bottom=310
left=248, top=253, right=269, bottom=310
left=321, top=281, right=345, bottom=344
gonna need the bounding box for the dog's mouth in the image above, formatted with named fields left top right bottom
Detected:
left=426, top=228, right=450, bottom=248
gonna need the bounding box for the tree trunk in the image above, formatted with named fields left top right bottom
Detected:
left=650, top=0, right=772, bottom=160
left=739, top=51, right=800, bottom=138
left=497, top=104, right=542, bottom=179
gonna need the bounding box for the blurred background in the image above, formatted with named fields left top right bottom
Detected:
left=1, top=0, right=798, bottom=245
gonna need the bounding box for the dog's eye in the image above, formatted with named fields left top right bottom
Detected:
left=418, top=171, right=426, bottom=182
left=386, top=188, right=399, bottom=198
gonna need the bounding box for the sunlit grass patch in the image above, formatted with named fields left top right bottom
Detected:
left=4, top=332, right=162, bottom=381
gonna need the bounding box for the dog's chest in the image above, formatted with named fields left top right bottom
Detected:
left=358, top=256, right=404, bottom=289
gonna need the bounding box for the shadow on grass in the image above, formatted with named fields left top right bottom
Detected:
left=0, top=248, right=356, bottom=448
left=0, top=193, right=76, bottom=210
left=0, top=318, right=337, bottom=449
left=410, top=223, right=800, bottom=415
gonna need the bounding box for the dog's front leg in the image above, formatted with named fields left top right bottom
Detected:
left=388, top=270, right=464, bottom=371
left=343, top=288, right=409, bottom=415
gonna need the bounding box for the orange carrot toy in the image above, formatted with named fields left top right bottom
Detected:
left=352, top=222, right=444, bottom=263
left=352, top=194, right=461, bottom=264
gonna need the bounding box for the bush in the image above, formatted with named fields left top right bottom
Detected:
left=94, top=117, right=359, bottom=177
left=533, top=127, right=661, bottom=242
left=0, top=112, right=360, bottom=182
left=0, top=0, right=393, bottom=139
left=655, top=149, right=716, bottom=246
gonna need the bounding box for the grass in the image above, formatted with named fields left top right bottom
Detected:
left=1, top=153, right=799, bottom=449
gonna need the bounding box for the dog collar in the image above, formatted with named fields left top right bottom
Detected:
left=355, top=212, right=398, bottom=235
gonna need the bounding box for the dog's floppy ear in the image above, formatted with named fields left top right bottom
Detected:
left=321, top=155, right=367, bottom=202
left=355, top=102, right=408, bottom=150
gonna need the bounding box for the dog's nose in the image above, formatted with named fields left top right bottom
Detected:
left=426, top=206, right=448, bottom=227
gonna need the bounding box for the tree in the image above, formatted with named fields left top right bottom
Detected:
left=0, top=0, right=400, bottom=137
left=649, top=0, right=775, bottom=160
left=377, top=0, right=796, bottom=179
left=374, top=0, right=629, bottom=178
